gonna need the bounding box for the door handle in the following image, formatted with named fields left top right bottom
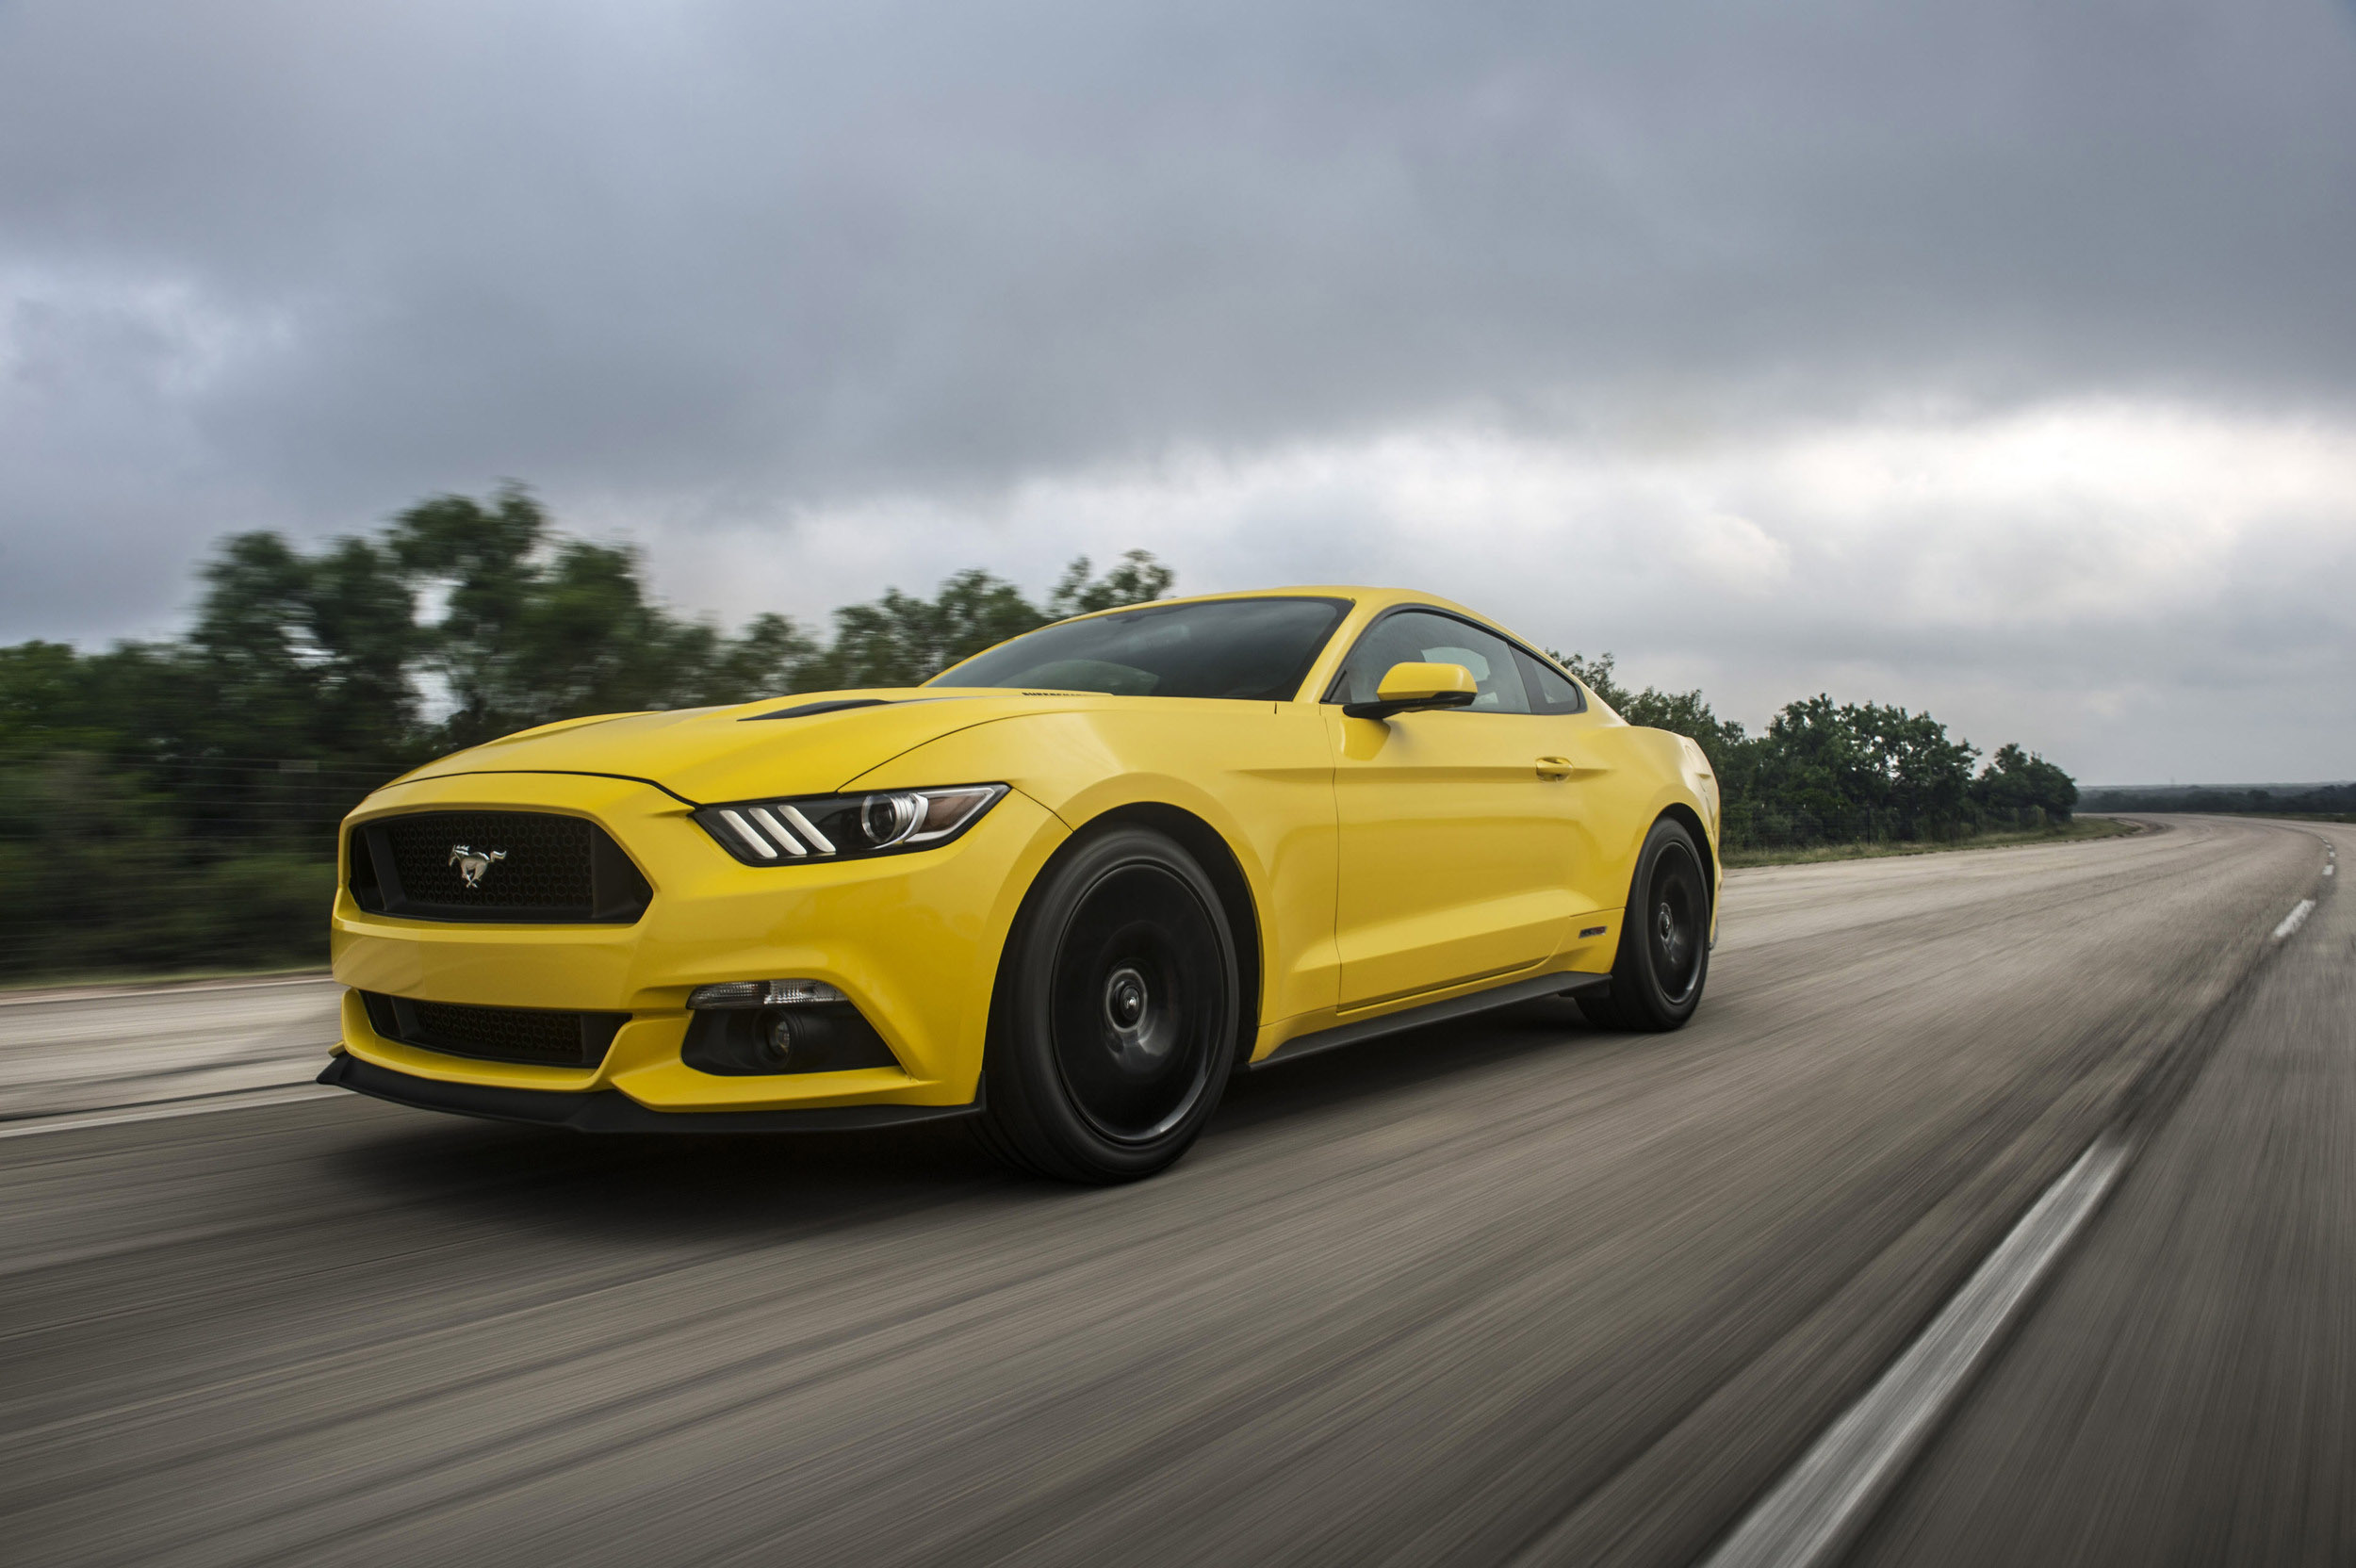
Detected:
left=1535, top=756, right=1573, bottom=781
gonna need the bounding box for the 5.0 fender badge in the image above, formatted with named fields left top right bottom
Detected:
left=449, top=843, right=508, bottom=889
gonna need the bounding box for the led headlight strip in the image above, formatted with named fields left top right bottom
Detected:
left=693, top=784, right=1009, bottom=865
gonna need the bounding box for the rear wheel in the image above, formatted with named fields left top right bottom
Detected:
left=976, top=825, right=1241, bottom=1183
left=1579, top=816, right=1710, bottom=1032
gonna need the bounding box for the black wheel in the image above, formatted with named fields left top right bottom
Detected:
left=1579, top=817, right=1710, bottom=1032
left=975, top=825, right=1241, bottom=1183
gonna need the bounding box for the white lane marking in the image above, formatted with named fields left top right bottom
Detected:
left=0, top=1085, right=338, bottom=1141
left=1701, top=1134, right=2129, bottom=1568
left=2326, top=865, right=2336, bottom=878
left=2273, top=900, right=2316, bottom=940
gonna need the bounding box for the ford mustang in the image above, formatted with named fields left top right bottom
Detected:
left=319, top=586, right=1721, bottom=1181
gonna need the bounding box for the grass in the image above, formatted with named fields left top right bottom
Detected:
left=1724, top=815, right=2142, bottom=870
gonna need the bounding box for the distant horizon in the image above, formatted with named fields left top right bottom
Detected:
left=2080, top=780, right=2356, bottom=794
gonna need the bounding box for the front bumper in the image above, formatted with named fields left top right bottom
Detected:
left=329, top=769, right=1065, bottom=1116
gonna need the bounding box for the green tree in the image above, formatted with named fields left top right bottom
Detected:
left=1973, top=743, right=2078, bottom=825
left=821, top=552, right=1174, bottom=688
left=1747, top=697, right=1978, bottom=841
left=1553, top=650, right=1632, bottom=711
left=666, top=612, right=826, bottom=710
left=1846, top=701, right=1979, bottom=836
left=1748, top=695, right=1874, bottom=840
left=1555, top=649, right=2023, bottom=848
left=301, top=535, right=427, bottom=757
left=386, top=483, right=846, bottom=742
left=186, top=531, right=422, bottom=762
left=1047, top=550, right=1177, bottom=618
left=819, top=569, right=1046, bottom=689
left=0, top=641, right=112, bottom=759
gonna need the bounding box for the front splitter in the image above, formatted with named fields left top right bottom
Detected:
left=318, top=1054, right=981, bottom=1134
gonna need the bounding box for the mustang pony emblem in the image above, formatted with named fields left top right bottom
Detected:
left=448, top=844, right=508, bottom=889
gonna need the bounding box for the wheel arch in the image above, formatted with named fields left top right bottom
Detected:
left=1656, top=800, right=1717, bottom=909
left=1075, top=802, right=1267, bottom=1045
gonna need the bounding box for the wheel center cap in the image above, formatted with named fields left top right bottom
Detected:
left=1102, top=963, right=1174, bottom=1070
left=1105, top=967, right=1149, bottom=1030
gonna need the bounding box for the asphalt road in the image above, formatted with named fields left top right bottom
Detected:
left=1, top=816, right=2341, bottom=1567
left=0, top=973, right=337, bottom=1123
left=1855, top=820, right=2352, bottom=1568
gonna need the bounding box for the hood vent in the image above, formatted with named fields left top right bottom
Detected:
left=741, top=697, right=894, bottom=723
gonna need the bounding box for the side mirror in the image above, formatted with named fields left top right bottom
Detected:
left=1343, top=662, right=1481, bottom=720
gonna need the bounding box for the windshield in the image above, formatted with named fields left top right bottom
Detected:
left=927, top=596, right=1350, bottom=700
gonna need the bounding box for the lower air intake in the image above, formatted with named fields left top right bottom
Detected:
left=359, top=991, right=627, bottom=1069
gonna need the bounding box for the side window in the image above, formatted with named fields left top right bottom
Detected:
left=1515, top=649, right=1587, bottom=715
left=1330, top=611, right=1532, bottom=714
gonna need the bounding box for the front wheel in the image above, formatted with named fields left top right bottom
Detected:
left=1579, top=816, right=1710, bottom=1032
left=976, top=825, right=1242, bottom=1183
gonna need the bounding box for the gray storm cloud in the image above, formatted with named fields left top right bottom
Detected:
left=3, top=0, right=2353, bottom=777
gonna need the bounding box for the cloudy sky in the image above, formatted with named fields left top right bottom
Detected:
left=4, top=0, right=2353, bottom=782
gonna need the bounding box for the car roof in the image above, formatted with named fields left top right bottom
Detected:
left=1055, top=584, right=1531, bottom=645
left=1060, top=584, right=1485, bottom=623
left=931, top=585, right=1582, bottom=702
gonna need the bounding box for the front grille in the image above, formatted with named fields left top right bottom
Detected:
left=348, top=810, right=651, bottom=923
left=359, top=990, right=627, bottom=1068
left=389, top=811, right=593, bottom=907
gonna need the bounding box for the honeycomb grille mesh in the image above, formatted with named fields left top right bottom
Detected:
left=379, top=811, right=597, bottom=911
left=407, top=998, right=591, bottom=1066
left=360, top=990, right=622, bottom=1068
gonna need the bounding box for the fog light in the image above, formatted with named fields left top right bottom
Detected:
left=680, top=993, right=900, bottom=1077
left=688, top=979, right=847, bottom=1010
left=761, top=1012, right=795, bottom=1068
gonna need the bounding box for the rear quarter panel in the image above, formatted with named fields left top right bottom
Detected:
left=1570, top=716, right=1723, bottom=940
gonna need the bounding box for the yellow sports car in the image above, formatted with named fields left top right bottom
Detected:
left=319, top=587, right=1721, bottom=1181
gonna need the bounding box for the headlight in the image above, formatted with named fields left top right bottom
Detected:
left=693, top=784, right=1009, bottom=865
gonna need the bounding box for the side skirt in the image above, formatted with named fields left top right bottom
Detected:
left=1251, top=971, right=1610, bottom=1070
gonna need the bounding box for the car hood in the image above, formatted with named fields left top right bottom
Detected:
left=390, top=688, right=1111, bottom=805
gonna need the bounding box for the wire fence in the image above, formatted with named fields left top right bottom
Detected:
left=0, top=756, right=410, bottom=979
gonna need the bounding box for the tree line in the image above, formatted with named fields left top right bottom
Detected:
left=0, top=485, right=1170, bottom=977
left=0, top=484, right=2075, bottom=978
left=1555, top=652, right=2078, bottom=850
left=2079, top=783, right=2354, bottom=819
left=1, top=483, right=1171, bottom=768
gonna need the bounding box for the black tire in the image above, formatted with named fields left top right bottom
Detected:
left=1578, top=816, right=1710, bottom=1033
left=975, top=825, right=1242, bottom=1183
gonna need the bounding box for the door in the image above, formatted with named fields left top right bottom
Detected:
left=1325, top=609, right=1584, bottom=1008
